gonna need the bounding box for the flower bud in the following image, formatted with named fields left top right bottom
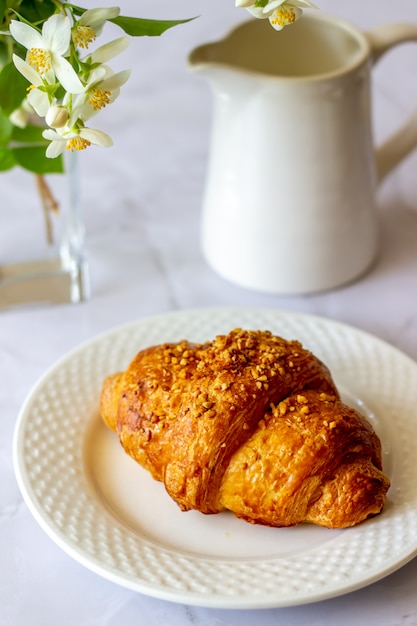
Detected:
left=45, top=105, right=69, bottom=129
left=9, top=107, right=29, bottom=128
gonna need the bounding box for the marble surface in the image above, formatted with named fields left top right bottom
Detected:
left=2, top=0, right=417, bottom=624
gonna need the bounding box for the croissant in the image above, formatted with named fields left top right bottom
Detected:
left=100, top=328, right=390, bottom=528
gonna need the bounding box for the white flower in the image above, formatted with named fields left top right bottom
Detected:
left=10, top=14, right=83, bottom=93
left=27, top=88, right=54, bottom=118
left=236, top=0, right=317, bottom=30
left=9, top=107, right=28, bottom=128
left=83, top=37, right=130, bottom=65
left=9, top=99, right=34, bottom=128
left=12, top=54, right=51, bottom=116
left=74, top=66, right=131, bottom=121
left=72, top=7, right=120, bottom=48
left=43, top=125, right=113, bottom=158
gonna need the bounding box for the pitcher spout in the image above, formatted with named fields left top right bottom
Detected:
left=188, top=41, right=221, bottom=74
left=188, top=19, right=284, bottom=77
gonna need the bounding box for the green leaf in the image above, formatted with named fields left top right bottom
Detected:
left=11, top=145, right=64, bottom=174
left=0, top=38, right=9, bottom=66
left=69, top=5, right=197, bottom=35
left=1, top=1, right=25, bottom=29
left=0, top=0, right=7, bottom=27
left=110, top=15, right=197, bottom=37
left=0, top=146, right=16, bottom=171
left=0, top=62, right=28, bottom=114
left=0, top=106, right=13, bottom=146
left=11, top=123, right=47, bottom=144
left=69, top=4, right=85, bottom=18
left=17, top=0, right=56, bottom=24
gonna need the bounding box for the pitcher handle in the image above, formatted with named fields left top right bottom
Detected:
left=365, top=23, right=417, bottom=182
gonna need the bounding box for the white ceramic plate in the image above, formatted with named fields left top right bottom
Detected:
left=13, top=307, right=417, bottom=609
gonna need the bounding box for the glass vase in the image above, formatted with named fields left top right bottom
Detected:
left=0, top=151, right=89, bottom=311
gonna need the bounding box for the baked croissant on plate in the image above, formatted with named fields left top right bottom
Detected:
left=100, top=328, right=390, bottom=529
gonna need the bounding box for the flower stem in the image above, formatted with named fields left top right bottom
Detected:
left=35, top=175, right=60, bottom=245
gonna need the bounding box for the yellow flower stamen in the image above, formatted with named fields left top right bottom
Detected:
left=271, top=7, right=297, bottom=27
left=27, top=48, right=51, bottom=74
left=88, top=88, right=111, bottom=111
left=72, top=25, right=96, bottom=49
left=66, top=136, right=91, bottom=152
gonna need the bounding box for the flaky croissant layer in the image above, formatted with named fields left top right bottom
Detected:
left=100, top=328, right=390, bottom=529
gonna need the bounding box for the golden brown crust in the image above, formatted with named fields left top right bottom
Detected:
left=219, top=390, right=390, bottom=528
left=100, top=328, right=390, bottom=528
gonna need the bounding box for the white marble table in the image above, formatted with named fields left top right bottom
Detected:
left=2, top=0, right=417, bottom=624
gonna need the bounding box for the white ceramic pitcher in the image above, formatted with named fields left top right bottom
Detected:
left=189, top=14, right=417, bottom=294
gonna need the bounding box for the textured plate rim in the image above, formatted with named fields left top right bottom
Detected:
left=12, top=306, right=417, bottom=609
